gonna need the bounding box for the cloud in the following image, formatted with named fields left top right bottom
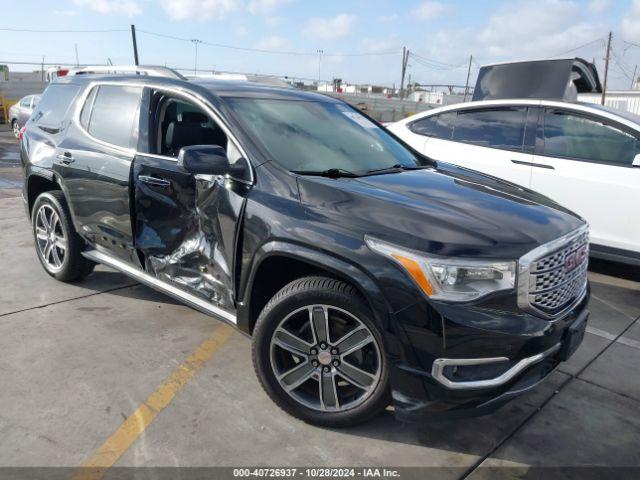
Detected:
left=378, top=13, right=399, bottom=23
left=72, top=0, right=141, bottom=16
left=622, top=0, right=640, bottom=43
left=265, top=16, right=286, bottom=27
left=248, top=0, right=291, bottom=14
left=304, top=14, right=356, bottom=40
left=255, top=36, right=290, bottom=51
left=54, top=9, right=78, bottom=16
left=159, top=0, right=237, bottom=21
left=411, top=1, right=446, bottom=21
left=588, top=0, right=611, bottom=13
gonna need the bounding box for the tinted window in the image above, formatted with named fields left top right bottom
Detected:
left=452, top=107, right=526, bottom=150
left=87, top=85, right=142, bottom=149
left=409, top=112, right=456, bottom=140
left=31, top=84, right=80, bottom=130
left=543, top=109, right=640, bottom=166
left=409, top=115, right=437, bottom=136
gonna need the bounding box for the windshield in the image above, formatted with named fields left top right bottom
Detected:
left=226, top=98, right=423, bottom=174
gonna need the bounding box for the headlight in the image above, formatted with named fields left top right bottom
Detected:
left=365, top=236, right=516, bottom=302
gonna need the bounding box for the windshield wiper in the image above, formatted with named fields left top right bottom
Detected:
left=292, top=168, right=360, bottom=178
left=364, top=164, right=430, bottom=175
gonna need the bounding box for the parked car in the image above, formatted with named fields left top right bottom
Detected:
left=387, top=99, right=640, bottom=266
left=20, top=67, right=589, bottom=427
left=9, top=94, right=40, bottom=138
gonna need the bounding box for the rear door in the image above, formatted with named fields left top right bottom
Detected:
left=132, top=89, right=252, bottom=313
left=421, top=106, right=537, bottom=188
left=55, top=83, right=143, bottom=263
left=531, top=107, right=640, bottom=254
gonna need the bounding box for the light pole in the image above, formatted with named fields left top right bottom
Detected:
left=317, top=49, right=324, bottom=85
left=191, top=39, right=202, bottom=75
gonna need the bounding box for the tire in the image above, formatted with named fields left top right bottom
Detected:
left=11, top=119, right=20, bottom=138
left=32, top=191, right=95, bottom=282
left=252, top=276, right=390, bottom=427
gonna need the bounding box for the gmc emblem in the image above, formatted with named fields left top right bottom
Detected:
left=564, top=246, right=588, bottom=273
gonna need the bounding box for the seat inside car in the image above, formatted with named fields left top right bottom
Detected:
left=162, top=106, right=228, bottom=157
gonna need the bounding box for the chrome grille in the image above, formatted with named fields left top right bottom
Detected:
left=518, top=227, right=589, bottom=318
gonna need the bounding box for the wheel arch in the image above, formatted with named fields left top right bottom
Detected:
left=26, top=173, right=61, bottom=218
left=237, top=241, right=390, bottom=335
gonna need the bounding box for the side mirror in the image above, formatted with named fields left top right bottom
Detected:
left=633, top=153, right=640, bottom=167
left=178, top=145, right=246, bottom=179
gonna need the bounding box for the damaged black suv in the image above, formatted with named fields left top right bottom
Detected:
left=21, top=67, right=589, bottom=427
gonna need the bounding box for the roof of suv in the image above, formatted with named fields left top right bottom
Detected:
left=54, top=74, right=335, bottom=102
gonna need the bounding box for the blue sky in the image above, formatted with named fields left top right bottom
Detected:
left=2, top=0, right=640, bottom=89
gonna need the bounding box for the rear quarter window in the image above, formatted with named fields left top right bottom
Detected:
left=409, top=112, right=456, bottom=140
left=31, top=84, right=81, bottom=132
left=83, top=85, right=143, bottom=149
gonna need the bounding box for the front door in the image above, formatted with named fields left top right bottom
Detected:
left=531, top=107, right=640, bottom=254
left=423, top=106, right=538, bottom=189
left=133, top=90, right=252, bottom=313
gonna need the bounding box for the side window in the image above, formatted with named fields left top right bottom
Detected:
left=543, top=109, right=640, bottom=166
left=153, top=95, right=228, bottom=157
left=452, top=107, right=527, bottom=151
left=20, top=96, right=32, bottom=108
left=86, top=85, right=142, bottom=149
left=409, top=115, right=437, bottom=136
left=409, top=112, right=456, bottom=140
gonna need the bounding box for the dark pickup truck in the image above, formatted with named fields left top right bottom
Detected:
left=20, top=68, right=589, bottom=427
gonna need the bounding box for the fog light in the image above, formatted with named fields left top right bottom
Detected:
left=442, top=360, right=514, bottom=382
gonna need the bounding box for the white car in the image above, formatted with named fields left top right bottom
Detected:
left=387, top=99, right=640, bottom=266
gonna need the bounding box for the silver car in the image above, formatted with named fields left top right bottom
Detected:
left=8, top=94, right=40, bottom=137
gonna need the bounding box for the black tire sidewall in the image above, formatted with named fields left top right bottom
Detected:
left=252, top=277, right=390, bottom=427
left=31, top=191, right=92, bottom=282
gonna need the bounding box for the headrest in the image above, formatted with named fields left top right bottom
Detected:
left=181, top=111, right=208, bottom=123
left=165, top=121, right=203, bottom=150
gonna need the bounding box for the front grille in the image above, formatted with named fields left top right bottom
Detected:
left=521, top=229, right=589, bottom=318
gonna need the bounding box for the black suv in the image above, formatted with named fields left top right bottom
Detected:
left=20, top=68, right=589, bottom=427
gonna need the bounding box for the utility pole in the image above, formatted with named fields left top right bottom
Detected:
left=41, top=55, right=44, bottom=82
left=631, top=64, right=638, bottom=89
left=191, top=39, right=202, bottom=74
left=317, top=49, right=324, bottom=84
left=601, top=31, right=612, bottom=105
left=464, top=54, right=473, bottom=102
left=74, top=44, right=79, bottom=66
left=131, top=24, right=139, bottom=66
left=400, top=47, right=409, bottom=100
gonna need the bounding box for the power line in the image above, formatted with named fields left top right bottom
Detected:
left=136, top=28, right=399, bottom=57
left=0, top=27, right=128, bottom=33
left=550, top=37, right=606, bottom=58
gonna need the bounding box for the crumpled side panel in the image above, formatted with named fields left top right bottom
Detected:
left=145, top=177, right=243, bottom=312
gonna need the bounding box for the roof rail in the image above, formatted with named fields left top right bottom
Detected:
left=66, top=65, right=186, bottom=80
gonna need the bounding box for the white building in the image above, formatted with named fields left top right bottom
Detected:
left=578, top=90, right=640, bottom=116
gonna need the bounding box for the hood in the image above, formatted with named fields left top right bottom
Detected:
left=298, top=163, right=585, bottom=259
left=473, top=58, right=602, bottom=102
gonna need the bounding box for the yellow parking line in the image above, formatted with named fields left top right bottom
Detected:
left=73, top=323, right=235, bottom=480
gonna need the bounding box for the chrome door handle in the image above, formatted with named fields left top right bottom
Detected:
left=511, top=159, right=554, bottom=170
left=56, top=153, right=74, bottom=164
left=138, top=175, right=171, bottom=187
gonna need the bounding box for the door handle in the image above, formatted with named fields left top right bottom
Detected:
left=56, top=153, right=74, bottom=164
left=138, top=175, right=171, bottom=187
left=511, top=159, right=555, bottom=170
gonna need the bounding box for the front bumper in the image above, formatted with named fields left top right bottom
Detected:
left=390, top=295, right=589, bottom=422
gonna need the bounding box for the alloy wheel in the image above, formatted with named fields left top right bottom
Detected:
left=270, top=304, right=382, bottom=412
left=12, top=121, right=20, bottom=138
left=35, top=204, right=67, bottom=272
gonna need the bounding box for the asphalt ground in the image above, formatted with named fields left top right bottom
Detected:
left=0, top=128, right=638, bottom=479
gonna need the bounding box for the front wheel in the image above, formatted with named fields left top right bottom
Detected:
left=32, top=191, right=95, bottom=282
left=252, top=276, right=390, bottom=427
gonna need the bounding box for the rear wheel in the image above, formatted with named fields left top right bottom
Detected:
left=11, top=119, right=20, bottom=138
left=252, top=276, right=390, bottom=427
left=32, top=191, right=95, bottom=282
